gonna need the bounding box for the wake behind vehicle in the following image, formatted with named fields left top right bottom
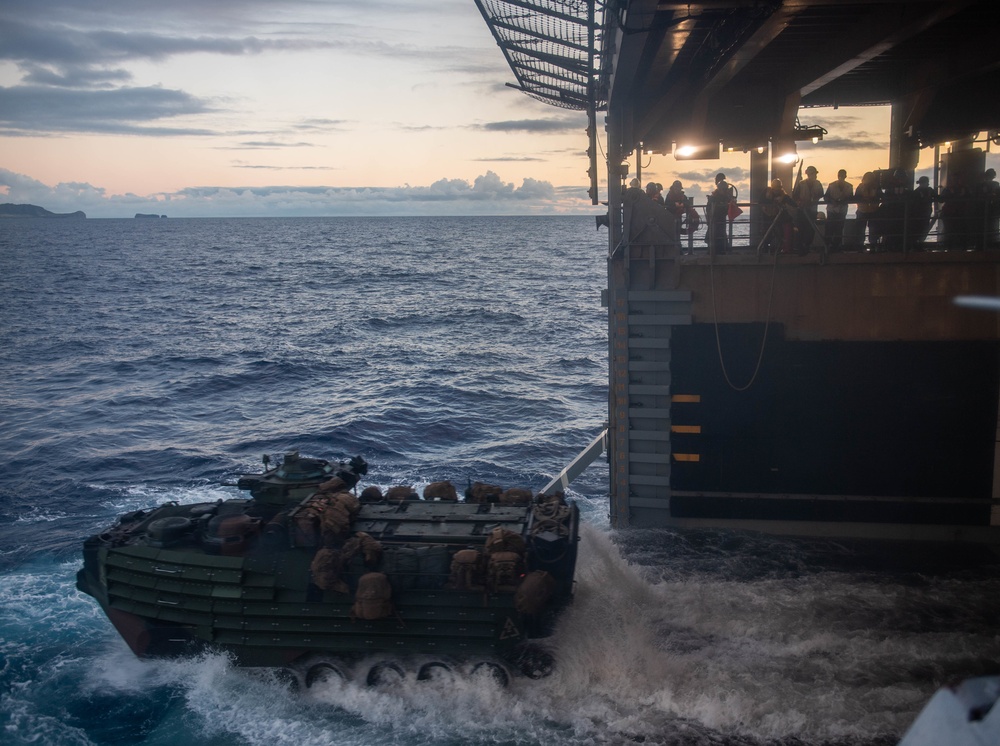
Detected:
left=76, top=452, right=579, bottom=688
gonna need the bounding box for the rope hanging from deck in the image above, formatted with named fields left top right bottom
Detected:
left=708, top=212, right=784, bottom=392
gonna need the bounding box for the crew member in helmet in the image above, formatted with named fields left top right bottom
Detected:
left=707, top=172, right=734, bottom=255
left=792, top=165, right=824, bottom=252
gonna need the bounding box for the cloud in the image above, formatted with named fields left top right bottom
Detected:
left=231, top=164, right=338, bottom=171
left=473, top=157, right=545, bottom=162
left=293, top=119, right=351, bottom=132
left=231, top=141, right=316, bottom=149
left=19, top=62, right=133, bottom=89
left=0, top=168, right=578, bottom=218
left=0, top=5, right=494, bottom=138
left=803, top=136, right=887, bottom=151
left=0, top=168, right=108, bottom=204
left=0, top=19, right=334, bottom=69
left=0, top=84, right=216, bottom=135
left=0, top=7, right=494, bottom=89
left=676, top=166, right=750, bottom=183
left=476, top=117, right=586, bottom=134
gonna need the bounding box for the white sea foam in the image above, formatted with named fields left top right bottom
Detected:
left=13, top=507, right=69, bottom=524
left=96, top=482, right=241, bottom=515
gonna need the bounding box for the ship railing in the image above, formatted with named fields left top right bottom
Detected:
left=656, top=197, right=1000, bottom=257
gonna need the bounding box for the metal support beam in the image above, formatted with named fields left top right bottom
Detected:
left=542, top=429, right=608, bottom=495
left=749, top=146, right=769, bottom=252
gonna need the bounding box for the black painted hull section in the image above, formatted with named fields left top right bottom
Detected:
left=670, top=323, right=999, bottom=525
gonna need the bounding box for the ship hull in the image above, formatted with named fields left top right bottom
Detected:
left=608, top=249, right=1000, bottom=541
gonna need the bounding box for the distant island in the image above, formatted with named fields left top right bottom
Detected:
left=135, top=213, right=168, bottom=219
left=0, top=203, right=86, bottom=219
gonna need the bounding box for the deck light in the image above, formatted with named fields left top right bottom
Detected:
left=776, top=142, right=798, bottom=164
left=673, top=142, right=720, bottom=160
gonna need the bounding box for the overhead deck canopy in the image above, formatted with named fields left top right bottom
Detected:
left=608, top=0, right=1000, bottom=155
left=481, top=1, right=1000, bottom=157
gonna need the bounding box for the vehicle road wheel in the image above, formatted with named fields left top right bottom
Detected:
left=516, top=646, right=554, bottom=679
left=416, top=661, right=454, bottom=683
left=305, top=662, right=347, bottom=688
left=366, top=661, right=405, bottom=687
left=470, top=661, right=509, bottom=688
left=275, top=667, right=301, bottom=691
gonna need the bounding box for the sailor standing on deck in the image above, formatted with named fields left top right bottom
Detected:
left=792, top=165, right=824, bottom=252
left=823, top=170, right=853, bottom=252
left=707, top=172, right=734, bottom=255
left=855, top=171, right=882, bottom=250
left=912, top=176, right=936, bottom=245
left=665, top=180, right=688, bottom=242
left=978, top=168, right=1000, bottom=247
left=880, top=169, right=911, bottom=251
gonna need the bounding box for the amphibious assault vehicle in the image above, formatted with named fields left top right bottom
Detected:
left=77, top=452, right=580, bottom=687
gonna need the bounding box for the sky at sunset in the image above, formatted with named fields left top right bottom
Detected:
left=2, top=1, right=998, bottom=218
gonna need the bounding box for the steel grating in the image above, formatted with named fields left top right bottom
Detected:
left=474, top=0, right=609, bottom=111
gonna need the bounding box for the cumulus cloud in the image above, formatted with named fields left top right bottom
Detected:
left=0, top=168, right=108, bottom=204
left=0, top=168, right=576, bottom=218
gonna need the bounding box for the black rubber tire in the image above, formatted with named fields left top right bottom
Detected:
left=305, top=662, right=346, bottom=688
left=275, top=667, right=301, bottom=691
left=366, top=661, right=405, bottom=687
left=517, top=647, right=555, bottom=680
left=470, top=661, right=510, bottom=688
left=416, top=661, right=454, bottom=683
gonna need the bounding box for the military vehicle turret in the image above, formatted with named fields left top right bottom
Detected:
left=76, top=452, right=579, bottom=687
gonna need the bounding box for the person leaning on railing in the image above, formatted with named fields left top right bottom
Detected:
left=911, top=176, right=936, bottom=247
left=977, top=168, right=1000, bottom=248
left=761, top=178, right=795, bottom=254
left=940, top=175, right=972, bottom=250
left=665, top=180, right=688, bottom=243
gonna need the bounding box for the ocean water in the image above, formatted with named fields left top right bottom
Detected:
left=1, top=216, right=998, bottom=746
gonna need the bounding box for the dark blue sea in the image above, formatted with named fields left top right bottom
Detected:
left=1, top=216, right=998, bottom=746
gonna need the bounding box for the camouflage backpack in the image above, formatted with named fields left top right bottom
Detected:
left=310, top=546, right=348, bottom=594
left=449, top=548, right=484, bottom=590
left=514, top=570, right=556, bottom=614
left=487, top=551, right=524, bottom=591
left=352, top=572, right=395, bottom=620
